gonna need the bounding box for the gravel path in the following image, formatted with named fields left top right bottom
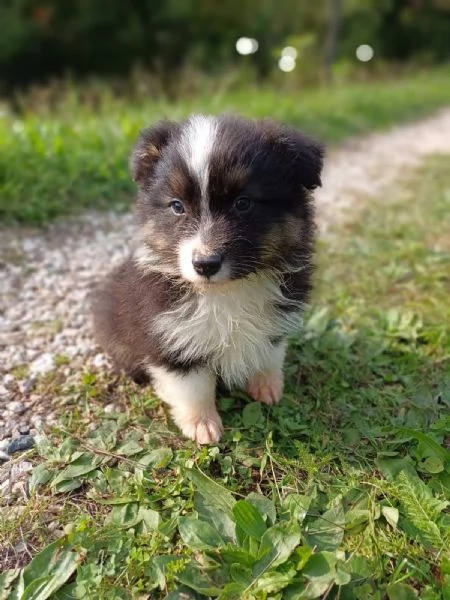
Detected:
left=1, top=108, right=450, bottom=457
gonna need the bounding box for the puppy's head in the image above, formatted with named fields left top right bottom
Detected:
left=132, top=115, right=323, bottom=285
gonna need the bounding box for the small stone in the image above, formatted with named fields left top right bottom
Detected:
left=50, top=529, right=65, bottom=540
left=3, top=505, right=27, bottom=519
left=3, top=373, right=15, bottom=388
left=7, top=435, right=35, bottom=454
left=0, top=331, right=26, bottom=346
left=0, top=385, right=10, bottom=397
left=10, top=461, right=33, bottom=483
left=0, top=439, right=10, bottom=451
left=19, top=378, right=36, bottom=394
left=12, top=480, right=27, bottom=496
left=0, top=450, right=11, bottom=462
left=46, top=412, right=57, bottom=425
left=8, top=400, right=25, bottom=415
left=18, top=424, right=31, bottom=435
left=104, top=403, right=118, bottom=413
left=29, top=352, right=55, bottom=376
left=48, top=520, right=60, bottom=532
left=13, top=541, right=27, bottom=553
left=93, top=353, right=107, bottom=368
left=30, top=415, right=45, bottom=429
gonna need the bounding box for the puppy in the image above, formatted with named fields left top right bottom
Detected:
left=92, top=114, right=323, bottom=444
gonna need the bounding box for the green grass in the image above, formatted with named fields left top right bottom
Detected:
left=1, top=156, right=449, bottom=599
left=1, top=66, right=450, bottom=224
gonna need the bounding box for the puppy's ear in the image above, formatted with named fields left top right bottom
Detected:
left=130, top=120, right=179, bottom=184
left=280, top=125, right=324, bottom=190
left=262, top=120, right=324, bottom=190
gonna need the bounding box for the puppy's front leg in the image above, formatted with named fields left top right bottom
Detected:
left=149, top=366, right=223, bottom=444
left=246, top=341, right=287, bottom=405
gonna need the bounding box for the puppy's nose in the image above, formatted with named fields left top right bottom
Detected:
left=192, top=253, right=222, bottom=278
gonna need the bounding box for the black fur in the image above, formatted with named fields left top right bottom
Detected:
left=92, top=114, right=324, bottom=407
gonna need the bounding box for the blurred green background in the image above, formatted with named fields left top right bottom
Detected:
left=1, top=0, right=450, bottom=94
left=0, top=0, right=449, bottom=224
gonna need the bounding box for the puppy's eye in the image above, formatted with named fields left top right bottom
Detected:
left=233, top=196, right=253, bottom=213
left=170, top=199, right=185, bottom=215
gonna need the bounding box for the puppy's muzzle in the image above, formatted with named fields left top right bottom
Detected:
left=192, top=253, right=222, bottom=278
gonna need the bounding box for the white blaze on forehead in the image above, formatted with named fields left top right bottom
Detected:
left=180, top=115, right=218, bottom=196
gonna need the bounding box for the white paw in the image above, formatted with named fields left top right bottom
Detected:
left=246, top=371, right=284, bottom=405
left=178, top=411, right=224, bottom=445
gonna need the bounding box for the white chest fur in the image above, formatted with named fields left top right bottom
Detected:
left=154, top=274, right=302, bottom=387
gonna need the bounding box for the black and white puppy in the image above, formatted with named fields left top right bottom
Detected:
left=92, top=114, right=324, bottom=444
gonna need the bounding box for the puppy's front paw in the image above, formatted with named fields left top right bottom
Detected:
left=179, top=411, right=224, bottom=445
left=246, top=371, right=284, bottom=405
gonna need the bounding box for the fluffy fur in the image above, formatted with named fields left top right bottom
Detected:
left=92, top=114, right=324, bottom=444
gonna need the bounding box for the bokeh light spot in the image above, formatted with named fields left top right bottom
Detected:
left=281, top=46, right=298, bottom=60
left=356, top=44, right=374, bottom=62
left=236, top=37, right=259, bottom=55
left=278, top=56, right=296, bottom=72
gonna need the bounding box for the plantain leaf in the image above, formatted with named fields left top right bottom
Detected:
left=233, top=500, right=267, bottom=541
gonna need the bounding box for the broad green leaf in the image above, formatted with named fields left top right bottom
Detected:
left=178, top=516, right=224, bottom=550
left=137, top=507, right=160, bottom=531
left=284, top=579, right=332, bottom=599
left=108, top=502, right=139, bottom=527
left=284, top=552, right=338, bottom=599
left=397, top=428, right=450, bottom=464
left=302, top=551, right=337, bottom=581
left=421, top=456, right=444, bottom=474
left=283, top=494, right=312, bottom=525
left=344, top=508, right=371, bottom=531
left=29, top=464, right=53, bottom=492
left=229, top=563, right=252, bottom=586
left=52, top=581, right=77, bottom=599
left=381, top=506, right=399, bottom=529
left=246, top=492, right=277, bottom=525
left=218, top=582, right=246, bottom=600
left=347, top=555, right=373, bottom=578
left=15, top=539, right=80, bottom=600
left=242, top=402, right=263, bottom=427
left=304, top=501, right=345, bottom=551
left=375, top=455, right=417, bottom=481
left=115, top=439, right=143, bottom=456
left=254, top=569, right=297, bottom=594
left=220, top=546, right=256, bottom=568
left=233, top=500, right=267, bottom=541
left=255, top=520, right=301, bottom=574
left=9, top=571, right=24, bottom=600
left=53, top=479, right=83, bottom=493
left=51, top=453, right=104, bottom=487
left=165, top=586, right=201, bottom=599
left=335, top=562, right=352, bottom=586
left=194, top=492, right=236, bottom=542
left=188, top=468, right=235, bottom=516
left=387, top=582, right=418, bottom=600
left=138, top=447, right=173, bottom=468
left=177, top=565, right=222, bottom=596
left=0, top=569, right=20, bottom=600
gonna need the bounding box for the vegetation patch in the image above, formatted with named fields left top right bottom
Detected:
left=1, top=67, right=450, bottom=224
left=1, top=158, right=449, bottom=599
